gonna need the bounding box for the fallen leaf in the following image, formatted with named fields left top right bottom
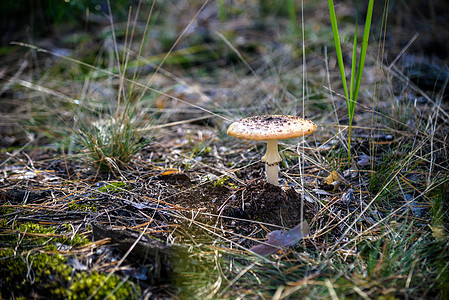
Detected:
left=357, top=154, right=371, bottom=166
left=323, top=171, right=341, bottom=191
left=429, top=225, right=448, bottom=240
left=312, top=188, right=332, bottom=196
left=5, top=168, right=59, bottom=181
left=340, top=188, right=354, bottom=204
left=250, top=221, right=310, bottom=256
left=160, top=168, right=180, bottom=176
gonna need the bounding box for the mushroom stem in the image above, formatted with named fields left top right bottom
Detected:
left=265, top=163, right=279, bottom=185
left=261, top=140, right=282, bottom=185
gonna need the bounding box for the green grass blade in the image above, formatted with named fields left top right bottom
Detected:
left=218, top=0, right=226, bottom=22
left=328, top=0, right=349, bottom=105
left=349, top=1, right=359, bottom=122
left=352, top=0, right=374, bottom=112
left=288, top=0, right=298, bottom=36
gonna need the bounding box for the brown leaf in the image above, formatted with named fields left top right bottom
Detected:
left=323, top=170, right=341, bottom=191
left=249, top=221, right=310, bottom=256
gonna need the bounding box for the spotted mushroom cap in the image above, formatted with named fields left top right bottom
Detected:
left=227, top=115, right=317, bottom=141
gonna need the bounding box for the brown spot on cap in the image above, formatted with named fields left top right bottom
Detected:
left=227, top=115, right=317, bottom=141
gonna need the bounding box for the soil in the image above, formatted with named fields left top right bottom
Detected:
left=223, top=181, right=309, bottom=228
left=148, top=171, right=313, bottom=237
left=158, top=173, right=308, bottom=225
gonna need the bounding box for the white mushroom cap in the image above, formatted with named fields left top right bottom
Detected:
left=227, top=115, right=317, bottom=186
left=227, top=115, right=317, bottom=141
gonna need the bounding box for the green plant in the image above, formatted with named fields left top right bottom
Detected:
left=218, top=0, right=226, bottom=22
left=96, top=181, right=128, bottom=193
left=287, top=0, right=299, bottom=37
left=67, top=202, right=98, bottom=212
left=328, top=0, right=374, bottom=162
left=68, top=271, right=138, bottom=300
left=71, top=4, right=159, bottom=173
left=213, top=176, right=229, bottom=187
left=0, top=222, right=90, bottom=248
left=0, top=248, right=72, bottom=298
left=74, top=110, right=150, bottom=172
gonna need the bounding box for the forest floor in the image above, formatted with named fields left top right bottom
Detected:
left=1, top=1, right=449, bottom=299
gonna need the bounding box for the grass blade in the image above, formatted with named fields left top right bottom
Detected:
left=328, top=0, right=349, bottom=105
left=352, top=0, right=374, bottom=109
left=349, top=1, right=359, bottom=118
left=328, top=0, right=374, bottom=162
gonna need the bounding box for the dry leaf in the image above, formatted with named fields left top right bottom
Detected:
left=341, top=188, right=354, bottom=204
left=323, top=170, right=341, bottom=191
left=250, top=221, right=310, bottom=256
left=160, top=168, right=180, bottom=176
left=357, top=154, right=371, bottom=166
left=430, top=225, right=448, bottom=240
left=5, top=168, right=59, bottom=182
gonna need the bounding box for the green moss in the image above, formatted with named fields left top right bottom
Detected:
left=213, top=176, right=229, bottom=187
left=0, top=218, right=8, bottom=227
left=68, top=202, right=98, bottom=212
left=0, top=222, right=53, bottom=246
left=227, top=182, right=239, bottom=189
left=0, top=248, right=71, bottom=298
left=189, top=140, right=212, bottom=159
left=0, top=206, right=15, bottom=215
left=0, top=248, right=139, bottom=299
left=60, top=224, right=91, bottom=246
left=0, top=222, right=133, bottom=299
left=0, top=222, right=89, bottom=247
left=96, top=181, right=128, bottom=194
left=18, top=222, right=54, bottom=234
left=68, top=271, right=138, bottom=300
left=211, top=176, right=237, bottom=188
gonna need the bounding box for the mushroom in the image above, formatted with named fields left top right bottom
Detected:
left=227, top=115, right=317, bottom=186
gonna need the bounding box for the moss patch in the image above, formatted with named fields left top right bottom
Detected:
left=0, top=222, right=90, bottom=247
left=0, top=248, right=139, bottom=299
left=68, top=271, right=138, bottom=300
left=96, top=181, right=128, bottom=194
left=0, top=248, right=71, bottom=298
